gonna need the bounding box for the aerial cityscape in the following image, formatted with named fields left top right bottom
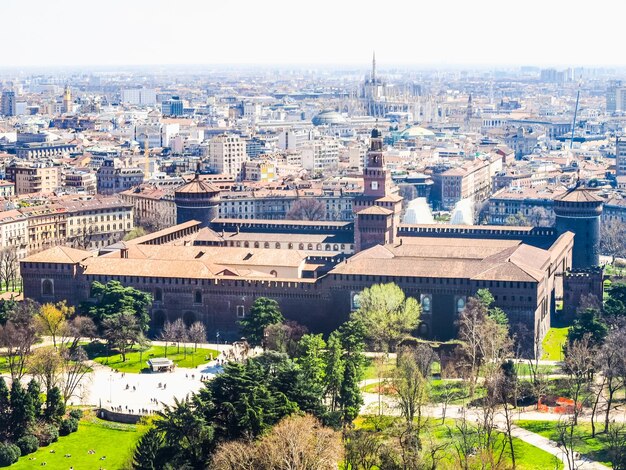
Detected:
left=2, top=1, right=626, bottom=469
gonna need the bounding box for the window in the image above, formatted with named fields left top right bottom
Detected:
left=154, top=288, right=163, bottom=302
left=275, top=242, right=280, bottom=249
left=42, top=279, right=53, bottom=296
left=194, top=291, right=202, bottom=304
left=237, top=305, right=245, bottom=318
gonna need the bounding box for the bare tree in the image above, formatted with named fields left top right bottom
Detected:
left=0, top=299, right=40, bottom=380
left=188, top=321, right=207, bottom=351
left=527, top=207, right=556, bottom=227
left=601, top=219, right=626, bottom=262
left=28, top=346, right=63, bottom=394
left=343, top=429, right=383, bottom=470
left=556, top=417, right=582, bottom=470
left=393, top=345, right=433, bottom=436
left=211, top=440, right=258, bottom=470
left=61, top=346, right=91, bottom=405
left=0, top=247, right=19, bottom=291
left=159, top=320, right=177, bottom=357
left=606, top=422, right=626, bottom=470
left=286, top=198, right=327, bottom=221
left=599, top=328, right=626, bottom=433
left=171, top=318, right=187, bottom=355
left=59, top=315, right=97, bottom=352
left=563, top=335, right=595, bottom=425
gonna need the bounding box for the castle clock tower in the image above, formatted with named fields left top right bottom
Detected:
left=354, top=128, right=403, bottom=252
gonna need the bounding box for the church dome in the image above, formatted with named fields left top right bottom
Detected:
left=400, top=126, right=435, bottom=139
left=312, top=110, right=347, bottom=126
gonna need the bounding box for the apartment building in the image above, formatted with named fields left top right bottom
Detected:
left=6, top=164, right=60, bottom=195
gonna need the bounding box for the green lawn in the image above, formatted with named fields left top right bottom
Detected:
left=13, top=414, right=144, bottom=470
left=542, top=326, right=569, bottom=361
left=353, top=417, right=562, bottom=469
left=516, top=420, right=612, bottom=467
left=362, top=356, right=395, bottom=381
left=84, top=342, right=219, bottom=373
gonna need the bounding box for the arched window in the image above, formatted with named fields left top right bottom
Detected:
left=288, top=243, right=293, bottom=249
left=254, top=242, right=260, bottom=248
left=244, top=241, right=249, bottom=248
left=275, top=242, right=280, bottom=249
left=307, top=243, right=313, bottom=250
left=316, top=244, right=322, bottom=251
left=153, top=310, right=166, bottom=330
left=264, top=242, right=270, bottom=249
left=42, top=279, right=53, bottom=296
left=194, top=290, right=202, bottom=304
left=270, top=270, right=278, bottom=277
left=154, top=288, right=163, bottom=302
left=333, top=244, right=338, bottom=251
left=325, top=244, right=331, bottom=251
left=299, top=243, right=304, bottom=250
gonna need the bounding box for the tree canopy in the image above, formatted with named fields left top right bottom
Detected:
left=238, top=297, right=284, bottom=347
left=84, top=280, right=152, bottom=332
left=350, top=283, right=420, bottom=351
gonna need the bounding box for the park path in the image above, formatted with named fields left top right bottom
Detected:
left=360, top=380, right=610, bottom=469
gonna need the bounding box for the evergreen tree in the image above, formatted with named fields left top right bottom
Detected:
left=44, top=386, right=65, bottom=424
left=10, top=380, right=35, bottom=439
left=339, top=361, right=363, bottom=426
left=132, top=427, right=165, bottom=470
left=27, top=379, right=43, bottom=419
left=0, top=378, right=10, bottom=440
left=85, top=280, right=152, bottom=332
left=238, top=297, right=284, bottom=347
left=324, top=331, right=344, bottom=413
left=568, top=308, right=608, bottom=347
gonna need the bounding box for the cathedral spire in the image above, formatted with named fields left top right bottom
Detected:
left=372, top=50, right=376, bottom=83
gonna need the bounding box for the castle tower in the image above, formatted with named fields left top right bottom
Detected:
left=554, top=185, right=603, bottom=269
left=62, top=85, right=72, bottom=114
left=353, top=129, right=403, bottom=252
left=174, top=175, right=221, bottom=228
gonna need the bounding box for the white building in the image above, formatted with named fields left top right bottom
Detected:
left=207, top=134, right=248, bottom=180
left=300, top=137, right=340, bottom=173
left=121, top=88, right=157, bottom=106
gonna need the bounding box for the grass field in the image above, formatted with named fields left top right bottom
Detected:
left=13, top=414, right=144, bottom=470
left=353, top=417, right=562, bottom=469
left=84, top=342, right=219, bottom=373
left=516, top=420, right=612, bottom=467
left=542, top=326, right=569, bottom=361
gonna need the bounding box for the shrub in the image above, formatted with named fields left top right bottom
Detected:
left=16, top=434, right=39, bottom=455
left=68, top=409, right=83, bottom=420
left=0, top=443, right=21, bottom=467
left=36, top=423, right=59, bottom=446
left=59, top=417, right=79, bottom=436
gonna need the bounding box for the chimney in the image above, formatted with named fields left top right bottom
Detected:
left=120, top=247, right=128, bottom=259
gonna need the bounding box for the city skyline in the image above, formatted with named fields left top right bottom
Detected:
left=1, top=0, right=624, bottom=68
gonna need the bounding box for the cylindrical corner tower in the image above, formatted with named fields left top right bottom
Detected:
left=174, top=175, right=220, bottom=228
left=554, top=187, right=603, bottom=269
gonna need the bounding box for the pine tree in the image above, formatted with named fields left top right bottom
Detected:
left=324, top=331, right=344, bottom=413
left=132, top=428, right=164, bottom=470
left=44, top=386, right=65, bottom=424
left=0, top=378, right=10, bottom=440
left=27, top=379, right=43, bottom=419
left=339, top=361, right=363, bottom=426
left=10, top=380, right=35, bottom=439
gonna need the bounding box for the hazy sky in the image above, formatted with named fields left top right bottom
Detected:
left=1, top=0, right=622, bottom=68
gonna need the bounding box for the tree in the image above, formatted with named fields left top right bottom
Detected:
left=238, top=297, right=284, bottom=347
left=211, top=414, right=343, bottom=470
left=605, top=283, right=626, bottom=317
left=26, top=379, right=43, bottom=421
left=264, top=321, right=307, bottom=356
left=155, top=398, right=214, bottom=469
left=0, top=299, right=41, bottom=381
left=393, top=345, right=433, bottom=434
left=297, top=334, right=327, bottom=405
left=59, top=315, right=97, bottom=352
left=124, top=226, right=147, bottom=241
left=562, top=335, right=594, bottom=425
left=0, top=378, right=10, bottom=441
left=337, top=320, right=366, bottom=426
left=10, top=380, right=35, bottom=440
left=133, top=427, right=165, bottom=470
left=255, top=414, right=343, bottom=470
left=606, top=422, right=626, bottom=470
left=601, top=219, right=626, bottom=262
left=350, top=283, right=421, bottom=352
left=44, top=386, right=65, bottom=424
left=286, top=198, right=327, bottom=221
left=598, top=328, right=626, bottom=433
left=188, top=321, right=207, bottom=351
left=37, top=301, right=73, bottom=348
left=158, top=320, right=177, bottom=358
left=0, top=247, right=19, bottom=292
left=102, top=311, right=143, bottom=362
left=85, top=280, right=152, bottom=332
left=527, top=207, right=555, bottom=227
left=168, top=318, right=187, bottom=354
left=324, top=331, right=344, bottom=414
left=505, top=212, right=529, bottom=227
left=60, top=346, right=91, bottom=405
left=28, top=347, right=63, bottom=395
left=567, top=308, right=607, bottom=347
